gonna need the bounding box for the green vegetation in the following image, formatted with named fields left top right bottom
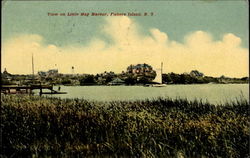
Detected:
left=162, top=72, right=249, bottom=84
left=1, top=79, right=15, bottom=85
left=162, top=73, right=219, bottom=84
left=2, top=66, right=249, bottom=86
left=1, top=95, right=249, bottom=157
left=80, top=75, right=96, bottom=85
left=61, top=79, right=72, bottom=85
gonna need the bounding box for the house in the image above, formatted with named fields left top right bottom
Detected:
left=127, top=63, right=155, bottom=74
left=108, top=77, right=125, bottom=85
left=47, top=69, right=58, bottom=76
left=2, top=68, right=12, bottom=80
left=38, top=69, right=59, bottom=77
left=38, top=71, right=47, bottom=77
left=126, top=63, right=156, bottom=81
left=190, top=70, right=204, bottom=77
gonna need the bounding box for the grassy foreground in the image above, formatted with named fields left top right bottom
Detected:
left=1, top=95, right=249, bottom=157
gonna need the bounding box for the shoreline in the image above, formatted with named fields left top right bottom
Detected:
left=58, top=82, right=249, bottom=86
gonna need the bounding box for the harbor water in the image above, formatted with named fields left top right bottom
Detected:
left=36, top=84, right=249, bottom=105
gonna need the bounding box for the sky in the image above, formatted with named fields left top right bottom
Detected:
left=2, top=0, right=249, bottom=77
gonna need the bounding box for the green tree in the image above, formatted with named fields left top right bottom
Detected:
left=124, top=76, right=136, bottom=85
left=61, top=79, right=71, bottom=85
left=105, top=76, right=113, bottom=83
left=137, top=76, right=150, bottom=84
left=1, top=79, right=15, bottom=85
left=80, top=75, right=96, bottom=85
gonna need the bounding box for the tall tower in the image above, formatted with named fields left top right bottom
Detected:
left=161, top=62, right=163, bottom=83
left=32, top=53, right=35, bottom=83
left=71, top=66, right=74, bottom=74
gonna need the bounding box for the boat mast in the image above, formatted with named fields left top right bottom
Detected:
left=32, top=53, right=35, bottom=84
left=161, top=62, right=163, bottom=84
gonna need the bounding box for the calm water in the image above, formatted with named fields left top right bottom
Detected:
left=38, top=84, right=249, bottom=105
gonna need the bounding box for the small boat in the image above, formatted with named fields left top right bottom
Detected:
left=145, top=62, right=167, bottom=87
left=41, top=89, right=67, bottom=94
left=144, top=83, right=167, bottom=87
left=149, top=84, right=167, bottom=87
left=41, top=91, right=67, bottom=94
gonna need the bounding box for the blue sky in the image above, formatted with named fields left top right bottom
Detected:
left=2, top=1, right=248, bottom=47
left=2, top=1, right=249, bottom=77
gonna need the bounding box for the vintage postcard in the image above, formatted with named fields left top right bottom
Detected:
left=1, top=0, right=249, bottom=157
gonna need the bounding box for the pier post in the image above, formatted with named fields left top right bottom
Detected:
left=39, top=82, right=42, bottom=96
left=39, top=87, right=42, bottom=96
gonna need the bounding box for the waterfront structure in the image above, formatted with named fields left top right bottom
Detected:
left=1, top=85, right=66, bottom=95
left=108, top=77, right=125, bottom=85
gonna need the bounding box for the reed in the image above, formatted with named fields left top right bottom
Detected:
left=1, top=95, right=249, bottom=157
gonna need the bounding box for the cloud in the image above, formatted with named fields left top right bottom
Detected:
left=2, top=17, right=249, bottom=77
left=150, top=28, right=168, bottom=44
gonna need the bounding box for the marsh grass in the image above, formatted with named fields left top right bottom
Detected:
left=1, top=95, right=249, bottom=157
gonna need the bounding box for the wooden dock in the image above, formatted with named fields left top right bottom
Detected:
left=1, top=85, right=66, bottom=95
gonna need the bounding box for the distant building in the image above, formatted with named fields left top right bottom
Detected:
left=127, top=63, right=154, bottom=74
left=126, top=63, right=156, bottom=81
left=38, top=71, right=46, bottom=77
left=100, top=71, right=115, bottom=77
left=2, top=68, right=12, bottom=80
left=38, top=69, right=59, bottom=77
left=190, top=70, right=204, bottom=77
left=47, top=69, right=58, bottom=76
left=108, top=77, right=125, bottom=85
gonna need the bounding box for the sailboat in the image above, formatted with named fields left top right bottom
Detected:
left=31, top=53, right=67, bottom=95
left=145, top=62, right=167, bottom=87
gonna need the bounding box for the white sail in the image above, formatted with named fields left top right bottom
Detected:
left=145, top=62, right=166, bottom=87
left=153, top=69, right=162, bottom=84
left=153, top=62, right=163, bottom=84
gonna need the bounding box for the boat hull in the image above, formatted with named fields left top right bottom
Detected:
left=144, top=84, right=167, bottom=87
